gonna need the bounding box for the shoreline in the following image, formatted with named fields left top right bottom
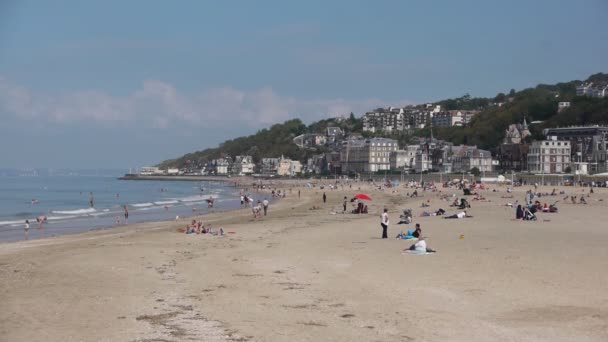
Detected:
left=1, top=183, right=607, bottom=341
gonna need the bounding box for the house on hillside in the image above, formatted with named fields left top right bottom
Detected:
left=233, top=155, right=255, bottom=175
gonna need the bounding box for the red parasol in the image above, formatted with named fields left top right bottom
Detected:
left=354, top=194, right=372, bottom=201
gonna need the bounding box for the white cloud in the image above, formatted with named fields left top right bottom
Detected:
left=0, top=76, right=410, bottom=129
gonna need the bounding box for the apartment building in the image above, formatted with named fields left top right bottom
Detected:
left=527, top=137, right=571, bottom=174
left=341, top=138, right=399, bottom=173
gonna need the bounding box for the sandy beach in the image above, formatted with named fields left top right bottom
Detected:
left=1, top=182, right=607, bottom=341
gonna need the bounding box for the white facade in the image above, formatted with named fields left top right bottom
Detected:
left=341, top=138, right=399, bottom=173
left=389, top=145, right=418, bottom=170
left=527, top=137, right=571, bottom=174
left=277, top=158, right=302, bottom=176
left=233, top=155, right=255, bottom=175
left=576, top=83, right=608, bottom=98
left=139, top=166, right=161, bottom=175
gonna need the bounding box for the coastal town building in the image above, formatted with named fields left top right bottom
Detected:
left=404, top=107, right=432, bottom=129
left=527, top=137, right=571, bottom=174
left=260, top=158, right=280, bottom=175
left=431, top=110, right=479, bottom=128
left=326, top=127, right=344, bottom=142
left=362, top=108, right=405, bottom=133
left=498, top=119, right=531, bottom=171
left=293, top=133, right=327, bottom=149
left=277, top=157, right=302, bottom=176
left=451, top=145, right=493, bottom=173
left=340, top=138, right=399, bottom=173
left=207, top=158, right=230, bottom=175
left=139, top=166, right=161, bottom=175
left=558, top=102, right=571, bottom=112
left=542, top=126, right=608, bottom=173
left=576, top=82, right=608, bottom=98
left=389, top=145, right=418, bottom=170
left=233, top=156, right=255, bottom=175
left=414, top=148, right=432, bottom=173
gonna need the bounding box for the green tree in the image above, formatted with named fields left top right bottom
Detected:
left=470, top=167, right=481, bottom=177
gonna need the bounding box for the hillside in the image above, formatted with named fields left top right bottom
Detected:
left=159, top=73, right=608, bottom=169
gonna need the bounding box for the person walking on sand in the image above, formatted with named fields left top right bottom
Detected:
left=381, top=208, right=389, bottom=239
left=124, top=205, right=129, bottom=224
left=262, top=198, right=269, bottom=216
left=343, top=196, right=347, bottom=213
left=323, top=192, right=327, bottom=204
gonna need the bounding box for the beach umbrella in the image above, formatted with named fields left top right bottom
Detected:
left=353, top=194, right=372, bottom=201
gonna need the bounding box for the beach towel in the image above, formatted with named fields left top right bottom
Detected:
left=401, top=250, right=434, bottom=255
left=400, top=237, right=418, bottom=241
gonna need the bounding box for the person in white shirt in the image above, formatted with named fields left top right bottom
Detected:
left=24, top=220, right=30, bottom=240
left=262, top=198, right=269, bottom=216
left=444, top=210, right=471, bottom=219
left=381, top=208, right=389, bottom=239
left=408, top=237, right=436, bottom=253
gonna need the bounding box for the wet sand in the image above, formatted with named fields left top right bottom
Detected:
left=1, top=183, right=607, bottom=341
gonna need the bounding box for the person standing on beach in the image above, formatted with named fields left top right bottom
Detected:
left=24, top=220, right=30, bottom=240
left=343, top=196, right=347, bottom=213
left=381, top=208, right=389, bottom=239
left=262, top=198, right=269, bottom=216
left=124, top=205, right=129, bottom=224
left=323, top=192, right=327, bottom=204
left=298, top=190, right=300, bottom=198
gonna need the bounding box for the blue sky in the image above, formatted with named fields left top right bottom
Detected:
left=1, top=0, right=607, bottom=168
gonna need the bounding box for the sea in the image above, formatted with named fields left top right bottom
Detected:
left=0, top=173, right=247, bottom=242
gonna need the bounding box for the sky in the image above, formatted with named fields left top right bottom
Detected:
left=0, top=0, right=607, bottom=169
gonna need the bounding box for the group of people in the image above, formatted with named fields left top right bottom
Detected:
left=184, top=219, right=224, bottom=236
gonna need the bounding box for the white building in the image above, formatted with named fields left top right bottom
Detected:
left=576, top=82, right=608, bottom=98
left=527, top=137, right=571, bottom=174
left=139, top=166, right=161, bottom=175
left=277, top=157, right=302, bottom=176
left=341, top=138, right=399, bottom=173
left=233, top=155, right=255, bottom=175
left=389, top=145, right=418, bottom=170
left=362, top=108, right=405, bottom=132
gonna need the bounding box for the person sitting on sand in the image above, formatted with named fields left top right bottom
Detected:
left=407, top=237, right=436, bottom=253
left=444, top=210, right=472, bottom=219
left=579, top=196, right=587, bottom=204
left=516, top=205, right=524, bottom=220
left=458, top=198, right=470, bottom=209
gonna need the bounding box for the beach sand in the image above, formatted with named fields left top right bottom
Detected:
left=1, top=182, right=607, bottom=341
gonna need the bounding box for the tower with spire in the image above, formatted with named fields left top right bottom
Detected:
left=520, top=116, right=531, bottom=140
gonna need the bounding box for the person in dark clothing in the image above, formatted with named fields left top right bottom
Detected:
left=516, top=205, right=524, bottom=220
left=323, top=192, right=327, bottom=203
left=343, top=196, right=347, bottom=213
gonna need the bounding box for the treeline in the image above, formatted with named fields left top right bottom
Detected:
left=159, top=73, right=608, bottom=169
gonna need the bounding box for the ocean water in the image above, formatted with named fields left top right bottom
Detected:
left=0, top=175, right=247, bottom=242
